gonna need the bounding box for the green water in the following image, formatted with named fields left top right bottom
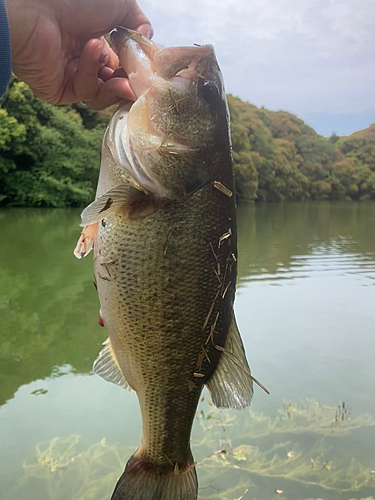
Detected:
left=1, top=202, right=375, bottom=500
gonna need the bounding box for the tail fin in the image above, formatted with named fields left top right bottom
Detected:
left=111, top=451, right=198, bottom=500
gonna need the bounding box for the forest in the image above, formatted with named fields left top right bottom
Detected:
left=1, top=78, right=375, bottom=207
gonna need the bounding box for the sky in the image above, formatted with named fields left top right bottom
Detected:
left=139, top=0, right=375, bottom=136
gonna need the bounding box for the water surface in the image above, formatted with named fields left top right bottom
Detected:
left=0, top=202, right=374, bottom=500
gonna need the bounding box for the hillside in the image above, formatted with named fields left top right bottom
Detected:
left=228, top=95, right=375, bottom=202
left=0, top=78, right=374, bottom=207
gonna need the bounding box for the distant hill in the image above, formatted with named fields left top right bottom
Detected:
left=228, top=95, right=375, bottom=202
left=0, top=79, right=374, bottom=207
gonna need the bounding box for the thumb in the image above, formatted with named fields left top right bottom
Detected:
left=59, top=38, right=103, bottom=104
left=136, top=23, right=154, bottom=39
left=118, top=0, right=152, bottom=35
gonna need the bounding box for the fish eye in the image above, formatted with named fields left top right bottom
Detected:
left=198, top=80, right=220, bottom=108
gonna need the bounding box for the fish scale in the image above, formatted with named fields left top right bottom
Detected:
left=96, top=187, right=234, bottom=463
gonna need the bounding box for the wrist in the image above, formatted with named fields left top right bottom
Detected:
left=4, top=0, right=46, bottom=59
left=0, top=0, right=11, bottom=96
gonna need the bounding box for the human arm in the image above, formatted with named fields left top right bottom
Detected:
left=0, top=0, right=11, bottom=98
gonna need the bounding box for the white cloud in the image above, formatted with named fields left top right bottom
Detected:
left=140, top=0, right=375, bottom=119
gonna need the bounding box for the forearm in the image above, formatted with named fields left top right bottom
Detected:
left=0, top=0, right=11, bottom=97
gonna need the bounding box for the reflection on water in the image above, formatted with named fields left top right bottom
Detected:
left=1, top=203, right=375, bottom=500
left=237, top=202, right=375, bottom=285
left=0, top=208, right=102, bottom=406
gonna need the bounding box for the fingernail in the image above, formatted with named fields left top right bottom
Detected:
left=137, top=24, right=154, bottom=40
left=92, top=39, right=103, bottom=61
left=145, top=25, right=154, bottom=40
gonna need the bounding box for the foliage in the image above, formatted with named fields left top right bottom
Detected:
left=0, top=78, right=104, bottom=207
left=1, top=80, right=375, bottom=206
left=228, top=96, right=375, bottom=203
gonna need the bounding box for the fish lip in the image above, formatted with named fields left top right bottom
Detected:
left=110, top=27, right=215, bottom=80
left=109, top=27, right=131, bottom=54
left=110, top=27, right=158, bottom=58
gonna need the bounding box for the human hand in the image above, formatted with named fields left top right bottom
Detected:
left=5, top=0, right=152, bottom=109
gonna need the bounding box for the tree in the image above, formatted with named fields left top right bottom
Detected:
left=0, top=78, right=106, bottom=207
left=1, top=86, right=375, bottom=206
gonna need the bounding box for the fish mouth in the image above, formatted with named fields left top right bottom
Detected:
left=110, top=27, right=158, bottom=61
left=110, top=27, right=217, bottom=98
left=108, top=28, right=224, bottom=200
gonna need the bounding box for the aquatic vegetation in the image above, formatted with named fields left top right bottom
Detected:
left=16, top=400, right=375, bottom=500
left=196, top=399, right=375, bottom=498
left=201, top=441, right=375, bottom=494
left=239, top=399, right=374, bottom=438
left=194, top=399, right=375, bottom=446
left=19, top=435, right=134, bottom=500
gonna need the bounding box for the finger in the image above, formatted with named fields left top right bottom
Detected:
left=59, top=38, right=102, bottom=104
left=118, top=0, right=152, bottom=34
left=84, top=77, right=136, bottom=110
left=136, top=23, right=154, bottom=39
left=99, top=66, right=114, bottom=82
left=101, top=38, right=119, bottom=70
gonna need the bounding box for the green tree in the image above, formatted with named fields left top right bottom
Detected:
left=1, top=85, right=375, bottom=207
left=0, top=78, right=106, bottom=207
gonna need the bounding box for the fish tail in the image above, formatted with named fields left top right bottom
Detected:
left=111, top=449, right=197, bottom=500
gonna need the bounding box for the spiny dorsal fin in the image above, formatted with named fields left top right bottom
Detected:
left=80, top=185, right=143, bottom=226
left=206, top=314, right=254, bottom=409
left=93, top=338, right=133, bottom=391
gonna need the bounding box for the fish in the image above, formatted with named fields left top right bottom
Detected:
left=74, top=27, right=254, bottom=500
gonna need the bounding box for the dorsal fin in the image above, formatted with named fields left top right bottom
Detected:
left=206, top=314, right=253, bottom=409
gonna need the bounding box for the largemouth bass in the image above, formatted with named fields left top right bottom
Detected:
left=74, top=27, right=254, bottom=500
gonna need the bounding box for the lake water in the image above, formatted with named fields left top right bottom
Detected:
left=1, top=202, right=374, bottom=500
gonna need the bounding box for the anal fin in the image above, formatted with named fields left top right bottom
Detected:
left=206, top=314, right=254, bottom=409
left=73, top=222, right=98, bottom=259
left=93, top=338, right=133, bottom=391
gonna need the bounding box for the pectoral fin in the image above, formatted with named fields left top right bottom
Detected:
left=206, top=314, right=254, bottom=409
left=80, top=185, right=143, bottom=226
left=73, top=222, right=98, bottom=259
left=93, top=338, right=133, bottom=391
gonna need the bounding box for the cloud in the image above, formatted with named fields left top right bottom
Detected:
left=140, top=0, right=375, bottom=123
